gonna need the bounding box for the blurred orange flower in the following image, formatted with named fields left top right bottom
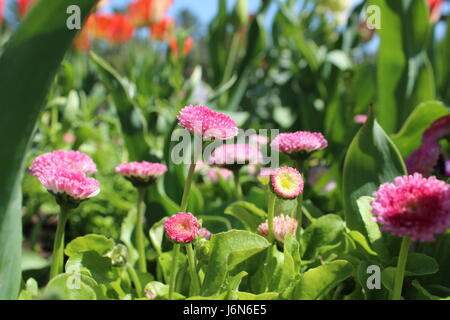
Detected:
left=169, top=36, right=194, bottom=57
left=428, top=0, right=444, bottom=24
left=127, top=0, right=173, bottom=27
left=150, top=15, right=174, bottom=41
left=89, top=13, right=134, bottom=44
left=17, top=0, right=37, bottom=18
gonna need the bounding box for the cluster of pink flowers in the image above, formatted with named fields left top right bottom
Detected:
left=258, top=214, right=298, bottom=242
left=164, top=212, right=199, bottom=243
left=271, top=131, right=328, bottom=156
left=270, top=167, right=304, bottom=199
left=208, top=143, right=263, bottom=168
left=29, top=150, right=100, bottom=206
left=177, top=105, right=238, bottom=140
left=116, top=161, right=167, bottom=188
left=371, top=173, right=450, bottom=242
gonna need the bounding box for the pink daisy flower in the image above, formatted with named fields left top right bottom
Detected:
left=208, top=143, right=263, bottom=169
left=271, top=131, right=328, bottom=157
left=371, top=173, right=450, bottom=242
left=164, top=212, right=199, bottom=243
left=37, top=167, right=100, bottom=207
left=354, top=114, right=368, bottom=124
left=258, top=214, right=298, bottom=242
left=205, top=168, right=233, bottom=182
left=270, top=167, right=304, bottom=199
left=405, top=142, right=441, bottom=177
left=29, top=150, right=97, bottom=177
left=177, top=105, right=238, bottom=140
left=116, top=161, right=167, bottom=188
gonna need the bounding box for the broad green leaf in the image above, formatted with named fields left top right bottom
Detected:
left=369, top=0, right=434, bottom=133
left=395, top=253, right=439, bottom=276
left=65, top=251, right=114, bottom=285
left=345, top=230, right=378, bottom=257
left=293, top=260, right=354, bottom=300
left=65, top=234, right=115, bottom=258
left=417, top=231, right=450, bottom=287
left=355, top=196, right=389, bottom=261
left=224, top=201, right=266, bottom=231
left=149, top=218, right=165, bottom=255
left=300, top=214, right=345, bottom=261
left=89, top=51, right=149, bottom=161
left=343, top=110, right=407, bottom=238
left=392, top=101, right=449, bottom=158
left=411, top=280, right=450, bottom=300
left=120, top=208, right=139, bottom=266
left=201, top=230, right=270, bottom=296
left=0, top=0, right=98, bottom=299
left=44, top=273, right=99, bottom=300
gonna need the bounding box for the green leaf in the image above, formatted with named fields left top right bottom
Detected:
left=343, top=110, right=407, bottom=238
left=300, top=214, right=345, bottom=261
left=411, top=280, right=450, bottom=300
left=293, top=260, right=354, bottom=300
left=65, top=234, right=115, bottom=258
left=224, top=201, right=266, bottom=231
left=234, top=291, right=278, bottom=300
left=65, top=251, right=114, bottom=285
left=370, top=0, right=435, bottom=133
left=355, top=196, right=389, bottom=261
left=21, top=250, right=50, bottom=271
left=201, top=230, right=270, bottom=296
left=345, top=230, right=378, bottom=257
left=18, top=278, right=39, bottom=300
left=89, top=51, right=149, bottom=161
left=397, top=253, right=438, bottom=276
left=392, top=101, right=449, bottom=158
left=149, top=218, right=165, bottom=255
left=0, top=0, right=98, bottom=299
left=44, top=273, right=99, bottom=300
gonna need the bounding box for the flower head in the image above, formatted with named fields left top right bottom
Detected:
left=371, top=173, right=450, bottom=242
left=354, top=114, right=368, bottom=125
left=164, top=212, right=199, bottom=243
left=29, top=150, right=97, bottom=177
left=37, top=167, right=100, bottom=208
left=208, top=144, right=263, bottom=170
left=177, top=105, right=238, bottom=140
left=205, top=168, right=233, bottom=182
left=271, top=131, right=327, bottom=158
left=258, top=214, right=298, bottom=242
left=88, top=13, right=134, bottom=44
left=127, top=0, right=173, bottom=27
left=116, top=161, right=167, bottom=188
left=0, top=0, right=5, bottom=24
left=271, top=167, right=304, bottom=199
left=428, top=0, right=444, bottom=23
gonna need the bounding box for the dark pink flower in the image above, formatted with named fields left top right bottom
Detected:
left=29, top=150, right=97, bottom=177
left=271, top=167, right=304, bottom=199
left=258, top=214, right=298, bottom=242
left=208, top=143, right=263, bottom=168
left=177, top=105, right=238, bottom=140
left=371, top=173, right=450, bottom=242
left=116, top=161, right=167, bottom=188
left=271, top=131, right=328, bottom=155
left=423, top=115, right=450, bottom=143
left=198, top=228, right=212, bottom=240
left=405, top=142, right=441, bottom=177
left=37, top=167, right=100, bottom=206
left=164, top=212, right=199, bottom=243
left=354, top=114, right=368, bottom=124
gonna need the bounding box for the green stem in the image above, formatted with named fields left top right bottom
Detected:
left=234, top=169, right=243, bottom=199
left=135, top=188, right=147, bottom=273
left=180, top=162, right=196, bottom=212
left=127, top=264, right=143, bottom=297
left=267, top=193, right=276, bottom=242
left=186, top=243, right=201, bottom=296
left=294, top=160, right=306, bottom=232
left=391, top=236, right=411, bottom=300
left=49, top=207, right=70, bottom=279
left=168, top=243, right=181, bottom=300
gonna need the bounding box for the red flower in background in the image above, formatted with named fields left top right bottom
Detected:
left=169, top=36, right=194, bottom=56
left=150, top=15, right=174, bottom=41
left=89, top=14, right=134, bottom=44
left=17, top=0, right=37, bottom=18
left=127, top=0, right=173, bottom=27
left=428, top=0, right=445, bottom=24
